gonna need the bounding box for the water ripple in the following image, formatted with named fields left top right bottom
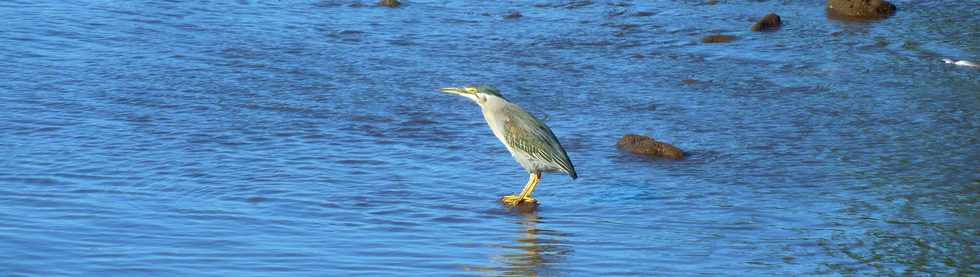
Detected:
left=1, top=0, right=977, bottom=276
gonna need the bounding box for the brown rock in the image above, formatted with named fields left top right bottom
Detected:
left=702, top=34, right=736, bottom=43
left=379, top=0, right=400, bottom=8
left=826, top=0, right=896, bottom=19
left=616, top=134, right=684, bottom=160
left=751, top=13, right=782, bottom=32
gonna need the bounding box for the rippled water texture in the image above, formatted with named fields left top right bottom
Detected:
left=1, top=0, right=978, bottom=276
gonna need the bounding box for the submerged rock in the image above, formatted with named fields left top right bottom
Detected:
left=702, top=34, right=736, bottom=43
left=826, top=0, right=896, bottom=19
left=616, top=134, right=684, bottom=160
left=379, top=0, right=400, bottom=8
left=751, top=13, right=782, bottom=32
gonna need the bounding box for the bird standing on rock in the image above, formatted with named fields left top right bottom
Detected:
left=438, top=85, right=577, bottom=207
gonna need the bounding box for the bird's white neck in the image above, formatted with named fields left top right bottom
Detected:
left=476, top=94, right=509, bottom=111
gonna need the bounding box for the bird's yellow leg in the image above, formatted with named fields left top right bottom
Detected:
left=518, top=172, right=540, bottom=200
left=501, top=173, right=540, bottom=206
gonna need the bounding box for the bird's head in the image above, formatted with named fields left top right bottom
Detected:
left=439, top=85, right=506, bottom=105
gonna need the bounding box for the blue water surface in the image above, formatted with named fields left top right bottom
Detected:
left=1, top=0, right=977, bottom=276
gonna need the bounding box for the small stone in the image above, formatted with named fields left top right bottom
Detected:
left=702, top=34, right=736, bottom=43
left=379, top=0, right=400, bottom=8
left=616, top=134, right=684, bottom=160
left=751, top=13, right=781, bottom=32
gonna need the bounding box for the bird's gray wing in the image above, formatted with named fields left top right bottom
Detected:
left=502, top=105, right=577, bottom=178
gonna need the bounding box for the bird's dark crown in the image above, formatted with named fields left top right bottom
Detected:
left=473, top=85, right=505, bottom=99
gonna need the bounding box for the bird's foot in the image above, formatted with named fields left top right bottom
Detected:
left=500, top=195, right=538, bottom=207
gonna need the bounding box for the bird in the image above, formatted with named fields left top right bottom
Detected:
left=438, top=85, right=577, bottom=207
left=942, top=58, right=978, bottom=68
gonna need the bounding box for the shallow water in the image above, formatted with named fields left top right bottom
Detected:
left=1, top=0, right=978, bottom=276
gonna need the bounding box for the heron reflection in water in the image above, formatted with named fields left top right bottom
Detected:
left=494, top=212, right=572, bottom=276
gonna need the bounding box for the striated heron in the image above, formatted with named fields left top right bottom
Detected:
left=438, top=85, right=577, bottom=207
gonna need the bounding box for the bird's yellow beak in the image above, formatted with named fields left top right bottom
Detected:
left=439, top=87, right=465, bottom=95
